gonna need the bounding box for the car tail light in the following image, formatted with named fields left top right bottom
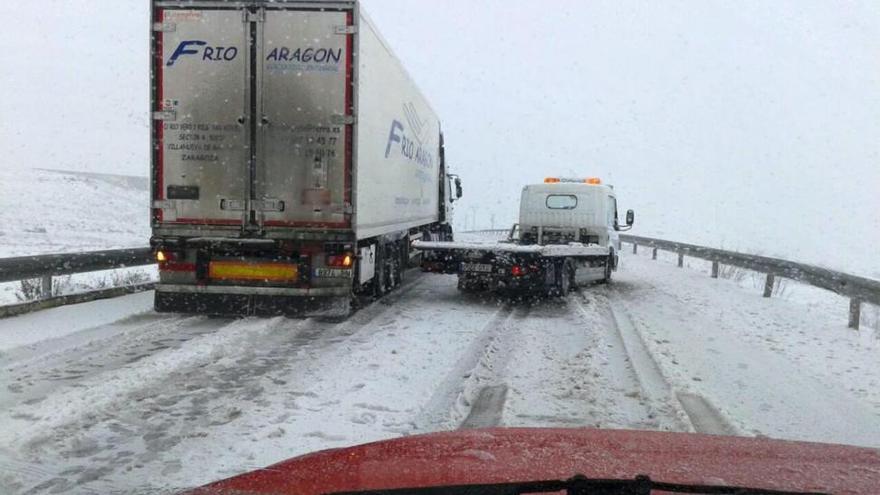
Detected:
left=511, top=265, right=525, bottom=277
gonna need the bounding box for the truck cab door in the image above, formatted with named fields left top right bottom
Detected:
left=607, top=195, right=621, bottom=252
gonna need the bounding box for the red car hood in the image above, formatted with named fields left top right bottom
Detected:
left=190, top=428, right=880, bottom=495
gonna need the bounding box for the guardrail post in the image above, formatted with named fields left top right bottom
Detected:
left=711, top=261, right=719, bottom=279
left=40, top=275, right=53, bottom=299
left=652, top=248, right=658, bottom=260
left=632, top=243, right=638, bottom=254
left=763, top=274, right=775, bottom=298
left=677, top=253, right=684, bottom=268
left=849, top=298, right=861, bottom=330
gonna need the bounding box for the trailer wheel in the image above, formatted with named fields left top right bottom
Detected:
left=373, top=244, right=387, bottom=297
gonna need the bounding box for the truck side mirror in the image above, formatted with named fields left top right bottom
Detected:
left=454, top=177, right=463, bottom=199
left=626, top=209, right=635, bottom=226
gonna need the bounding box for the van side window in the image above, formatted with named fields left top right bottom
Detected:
left=546, top=195, right=577, bottom=210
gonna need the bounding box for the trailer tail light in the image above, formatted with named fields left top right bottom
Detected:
left=327, top=253, right=354, bottom=268
left=511, top=265, right=525, bottom=277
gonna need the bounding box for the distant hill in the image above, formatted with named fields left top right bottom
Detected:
left=0, top=168, right=150, bottom=258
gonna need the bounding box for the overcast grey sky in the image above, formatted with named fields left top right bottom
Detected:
left=1, top=0, right=878, bottom=274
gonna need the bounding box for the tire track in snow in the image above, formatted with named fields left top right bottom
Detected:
left=415, top=303, right=517, bottom=431
left=3, top=272, right=435, bottom=494
left=0, top=314, right=225, bottom=410
left=601, top=290, right=739, bottom=435
left=500, top=291, right=661, bottom=430
left=460, top=384, right=509, bottom=429
left=1, top=316, right=303, bottom=449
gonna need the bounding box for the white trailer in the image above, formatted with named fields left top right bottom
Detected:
left=414, top=178, right=634, bottom=295
left=150, top=0, right=462, bottom=315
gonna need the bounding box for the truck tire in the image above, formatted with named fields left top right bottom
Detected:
left=559, top=262, right=572, bottom=294
left=601, top=253, right=613, bottom=284
left=373, top=244, right=387, bottom=298
left=549, top=260, right=572, bottom=296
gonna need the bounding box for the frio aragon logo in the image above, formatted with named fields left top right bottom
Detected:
left=166, top=40, right=239, bottom=67
left=385, top=103, right=434, bottom=169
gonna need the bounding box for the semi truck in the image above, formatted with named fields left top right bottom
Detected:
left=150, top=0, right=462, bottom=315
left=414, top=178, right=634, bottom=295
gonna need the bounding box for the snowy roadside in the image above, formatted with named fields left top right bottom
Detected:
left=612, top=251, right=880, bottom=447
left=0, top=167, right=152, bottom=306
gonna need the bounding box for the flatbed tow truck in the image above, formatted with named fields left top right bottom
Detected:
left=414, top=177, right=634, bottom=295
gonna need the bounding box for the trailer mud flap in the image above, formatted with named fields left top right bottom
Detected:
left=154, top=291, right=350, bottom=318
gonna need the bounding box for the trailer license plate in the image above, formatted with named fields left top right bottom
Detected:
left=462, top=262, right=493, bottom=273
left=314, top=268, right=352, bottom=279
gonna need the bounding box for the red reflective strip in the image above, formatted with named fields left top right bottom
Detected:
left=171, top=218, right=244, bottom=226
left=344, top=10, right=354, bottom=209
left=160, top=262, right=196, bottom=272
left=154, top=8, right=165, bottom=222
left=263, top=220, right=349, bottom=228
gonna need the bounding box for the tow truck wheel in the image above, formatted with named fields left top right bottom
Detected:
left=601, top=253, right=613, bottom=284
left=559, top=262, right=572, bottom=294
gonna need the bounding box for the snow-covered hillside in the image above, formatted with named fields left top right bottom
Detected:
left=0, top=168, right=151, bottom=305
left=0, top=168, right=149, bottom=258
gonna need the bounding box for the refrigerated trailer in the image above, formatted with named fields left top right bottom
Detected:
left=150, top=0, right=462, bottom=315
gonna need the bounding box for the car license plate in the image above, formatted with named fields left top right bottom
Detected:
left=461, top=262, right=493, bottom=273
left=314, top=268, right=352, bottom=279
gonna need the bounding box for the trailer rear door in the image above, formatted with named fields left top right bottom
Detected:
left=256, top=9, right=353, bottom=229
left=153, top=8, right=250, bottom=226
left=153, top=5, right=354, bottom=230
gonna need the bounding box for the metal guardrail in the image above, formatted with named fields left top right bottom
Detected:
left=0, top=248, right=155, bottom=318
left=2, top=234, right=878, bottom=329
left=461, top=230, right=879, bottom=330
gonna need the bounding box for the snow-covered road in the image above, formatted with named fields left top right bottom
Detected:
left=0, top=250, right=878, bottom=494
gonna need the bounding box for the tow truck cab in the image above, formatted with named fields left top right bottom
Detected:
left=458, top=177, right=634, bottom=294
left=518, top=178, right=627, bottom=251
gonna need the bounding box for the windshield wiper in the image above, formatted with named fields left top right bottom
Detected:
left=325, top=474, right=830, bottom=495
